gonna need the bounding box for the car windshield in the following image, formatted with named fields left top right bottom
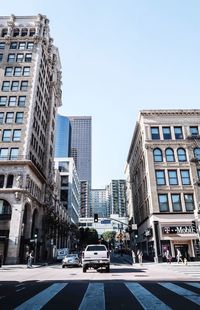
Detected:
left=86, top=245, right=107, bottom=251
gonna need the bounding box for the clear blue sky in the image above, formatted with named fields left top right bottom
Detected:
left=2, top=1, right=200, bottom=188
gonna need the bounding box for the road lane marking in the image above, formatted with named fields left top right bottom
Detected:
left=78, top=283, right=105, bottom=310
left=186, top=282, right=200, bottom=289
left=125, top=283, right=171, bottom=310
left=159, top=283, right=200, bottom=306
left=14, top=283, right=68, bottom=310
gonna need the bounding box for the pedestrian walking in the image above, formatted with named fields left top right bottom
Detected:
left=176, top=249, right=183, bottom=263
left=132, top=250, right=136, bottom=265
left=165, top=250, right=172, bottom=264
left=27, top=250, right=34, bottom=268
left=137, top=250, right=143, bottom=265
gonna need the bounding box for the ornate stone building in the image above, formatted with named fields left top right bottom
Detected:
left=126, top=110, right=200, bottom=261
left=0, top=14, right=65, bottom=263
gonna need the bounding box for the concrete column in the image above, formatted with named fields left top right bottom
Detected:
left=6, top=203, right=24, bottom=264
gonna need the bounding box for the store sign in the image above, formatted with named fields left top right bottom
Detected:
left=162, top=226, right=194, bottom=234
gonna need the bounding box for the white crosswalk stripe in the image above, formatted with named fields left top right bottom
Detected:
left=160, top=282, right=200, bottom=306
left=78, top=283, right=105, bottom=310
left=7, top=281, right=200, bottom=309
left=14, top=283, right=68, bottom=310
left=125, top=282, right=171, bottom=310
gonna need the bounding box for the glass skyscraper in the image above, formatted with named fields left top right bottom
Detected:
left=55, top=114, right=70, bottom=157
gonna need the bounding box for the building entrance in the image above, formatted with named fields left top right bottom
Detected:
left=174, top=244, right=189, bottom=260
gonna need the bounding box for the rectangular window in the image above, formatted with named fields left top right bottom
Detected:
left=190, top=126, right=199, bottom=137
left=155, top=170, right=166, bottom=185
left=168, top=170, right=178, bottom=185
left=18, top=42, right=26, bottom=50
left=61, top=176, right=69, bottom=187
left=10, top=42, right=17, bottom=49
left=0, top=112, right=4, bottom=124
left=171, top=194, right=182, bottom=211
left=2, top=81, right=10, bottom=91
left=2, top=129, right=12, bottom=142
left=15, top=112, right=24, bottom=124
left=4, top=67, right=13, bottom=76
left=13, top=129, right=21, bottom=142
left=23, top=67, right=30, bottom=76
left=151, top=127, right=160, bottom=140
left=197, top=169, right=200, bottom=180
left=5, top=112, right=14, bottom=123
left=58, top=161, right=69, bottom=172
left=25, top=53, right=32, bottom=62
left=10, top=148, right=19, bottom=160
left=0, top=96, right=7, bottom=106
left=174, top=126, right=183, bottom=139
left=18, top=96, right=26, bottom=106
left=184, top=194, right=194, bottom=211
left=16, top=53, right=24, bottom=62
left=180, top=170, right=191, bottom=185
left=0, top=175, right=4, bottom=188
left=158, top=194, right=169, bottom=212
left=162, top=127, right=171, bottom=140
left=0, top=54, right=3, bottom=62
left=7, top=54, right=15, bottom=63
left=0, top=148, right=9, bottom=160
left=27, top=42, right=34, bottom=50
left=0, top=42, right=5, bottom=49
left=20, top=81, right=28, bottom=91
left=11, top=81, right=19, bottom=91
left=14, top=67, right=22, bottom=76
left=8, top=96, right=17, bottom=106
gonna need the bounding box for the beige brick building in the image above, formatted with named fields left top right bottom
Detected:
left=0, top=14, right=64, bottom=263
left=126, top=110, right=200, bottom=261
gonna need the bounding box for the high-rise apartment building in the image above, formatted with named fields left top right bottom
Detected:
left=91, top=189, right=108, bottom=218
left=0, top=14, right=62, bottom=263
left=55, top=114, right=70, bottom=158
left=108, top=180, right=127, bottom=217
left=68, top=116, right=92, bottom=185
left=126, top=110, right=200, bottom=261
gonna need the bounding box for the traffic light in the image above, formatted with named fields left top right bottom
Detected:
left=94, top=213, right=98, bottom=223
left=192, top=221, right=197, bottom=233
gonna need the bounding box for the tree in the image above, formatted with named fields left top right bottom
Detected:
left=102, top=231, right=116, bottom=242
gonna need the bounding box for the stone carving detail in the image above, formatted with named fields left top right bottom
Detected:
left=16, top=175, right=23, bottom=188
left=15, top=191, right=22, bottom=201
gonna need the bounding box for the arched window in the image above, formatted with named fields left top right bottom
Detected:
left=0, top=199, right=11, bottom=214
left=13, top=28, right=20, bottom=37
left=29, top=28, right=36, bottom=37
left=194, top=147, right=200, bottom=160
left=1, top=28, right=8, bottom=37
left=177, top=148, right=187, bottom=162
left=153, top=148, right=163, bottom=162
left=165, top=148, right=175, bottom=162
left=21, top=28, right=28, bottom=37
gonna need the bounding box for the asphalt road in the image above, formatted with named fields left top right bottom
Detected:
left=0, top=255, right=200, bottom=309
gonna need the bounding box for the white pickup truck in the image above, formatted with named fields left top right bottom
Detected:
left=82, top=244, right=110, bottom=273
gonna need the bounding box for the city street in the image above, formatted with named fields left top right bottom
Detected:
left=0, top=255, right=200, bottom=309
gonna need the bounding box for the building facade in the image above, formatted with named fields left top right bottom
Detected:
left=126, top=110, right=200, bottom=261
left=55, top=114, right=70, bottom=158
left=91, top=189, right=108, bottom=218
left=108, top=180, right=127, bottom=217
left=0, top=14, right=63, bottom=263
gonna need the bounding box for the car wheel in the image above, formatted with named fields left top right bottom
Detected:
left=106, top=265, right=110, bottom=273
left=62, top=265, right=65, bottom=268
left=83, top=266, right=87, bottom=273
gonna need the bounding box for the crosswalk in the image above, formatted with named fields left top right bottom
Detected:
left=165, top=264, right=200, bottom=278
left=0, top=281, right=199, bottom=309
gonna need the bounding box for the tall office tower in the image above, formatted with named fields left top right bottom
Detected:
left=68, top=116, right=92, bottom=218
left=55, top=114, right=70, bottom=158
left=91, top=189, right=108, bottom=218
left=68, top=116, right=92, bottom=185
left=0, top=14, right=62, bottom=263
left=108, top=180, right=127, bottom=217
left=126, top=110, right=200, bottom=261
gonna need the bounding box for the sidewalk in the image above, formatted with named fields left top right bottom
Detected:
left=0, top=263, right=47, bottom=271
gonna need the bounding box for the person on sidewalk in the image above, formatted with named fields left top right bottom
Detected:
left=27, top=250, right=34, bottom=268
left=132, top=250, right=136, bottom=264
left=137, top=250, right=143, bottom=265
left=176, top=249, right=183, bottom=263
left=165, top=250, right=172, bottom=263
